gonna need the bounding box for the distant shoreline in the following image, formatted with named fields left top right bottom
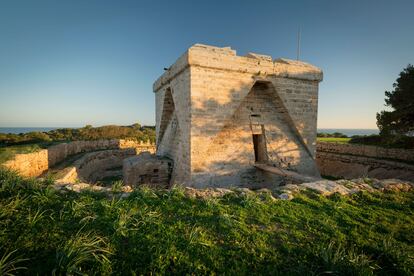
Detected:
left=0, top=127, right=379, bottom=137
left=318, top=128, right=379, bottom=137
left=0, top=127, right=76, bottom=134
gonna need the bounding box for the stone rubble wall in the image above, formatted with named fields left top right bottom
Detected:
left=316, top=142, right=414, bottom=181
left=3, top=139, right=155, bottom=177
left=3, top=150, right=50, bottom=179
left=317, top=142, right=414, bottom=162
left=54, top=176, right=413, bottom=202
left=277, top=178, right=413, bottom=200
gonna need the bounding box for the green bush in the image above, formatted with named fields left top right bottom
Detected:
left=349, top=134, right=414, bottom=149
left=317, top=132, right=348, bottom=138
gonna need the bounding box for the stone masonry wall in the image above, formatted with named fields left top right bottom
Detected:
left=317, top=142, right=414, bottom=162
left=3, top=139, right=155, bottom=177
left=316, top=142, right=414, bottom=181
left=317, top=152, right=414, bottom=181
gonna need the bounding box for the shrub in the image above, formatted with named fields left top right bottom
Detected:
left=349, top=134, right=414, bottom=148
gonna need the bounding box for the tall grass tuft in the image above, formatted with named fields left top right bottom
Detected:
left=54, top=230, right=112, bottom=275
left=0, top=249, right=28, bottom=275
left=316, top=241, right=376, bottom=275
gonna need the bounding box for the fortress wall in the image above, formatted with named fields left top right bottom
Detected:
left=316, top=152, right=414, bottom=181
left=317, top=142, right=414, bottom=162
left=154, top=44, right=323, bottom=188
left=316, top=142, right=414, bottom=181
left=3, top=139, right=155, bottom=177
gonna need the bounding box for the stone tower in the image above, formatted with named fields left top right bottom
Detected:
left=154, top=44, right=323, bottom=188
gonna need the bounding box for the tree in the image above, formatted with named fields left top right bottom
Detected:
left=377, top=64, right=414, bottom=135
left=131, top=123, right=141, bottom=130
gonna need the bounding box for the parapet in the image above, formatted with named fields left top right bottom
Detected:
left=153, top=44, right=323, bottom=91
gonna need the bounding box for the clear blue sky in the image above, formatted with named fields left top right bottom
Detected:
left=0, top=0, right=413, bottom=128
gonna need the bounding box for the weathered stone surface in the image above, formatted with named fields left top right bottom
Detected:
left=301, top=180, right=351, bottom=195
left=2, top=150, right=49, bottom=177
left=53, top=176, right=413, bottom=202
left=336, top=179, right=376, bottom=194
left=154, top=44, right=323, bottom=188
left=123, top=152, right=173, bottom=188
left=184, top=187, right=234, bottom=198
left=275, top=178, right=413, bottom=200
left=371, top=179, right=414, bottom=192
left=278, top=193, right=293, bottom=200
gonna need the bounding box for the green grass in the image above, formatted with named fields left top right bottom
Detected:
left=0, top=168, right=413, bottom=275
left=317, top=137, right=352, bottom=143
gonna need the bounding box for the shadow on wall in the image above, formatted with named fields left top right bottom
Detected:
left=180, top=79, right=319, bottom=187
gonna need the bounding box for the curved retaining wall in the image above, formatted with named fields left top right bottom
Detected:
left=316, top=142, right=414, bottom=181
left=316, top=142, right=414, bottom=163
left=3, top=139, right=155, bottom=177
left=57, top=149, right=138, bottom=183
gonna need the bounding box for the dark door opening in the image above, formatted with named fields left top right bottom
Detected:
left=252, top=133, right=268, bottom=163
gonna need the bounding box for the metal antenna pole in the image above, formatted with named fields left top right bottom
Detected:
left=297, top=26, right=301, bottom=60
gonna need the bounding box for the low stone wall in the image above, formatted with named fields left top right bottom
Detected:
left=316, top=142, right=414, bottom=181
left=56, top=149, right=137, bottom=183
left=3, top=150, right=50, bottom=178
left=316, top=142, right=414, bottom=162
left=3, top=139, right=155, bottom=177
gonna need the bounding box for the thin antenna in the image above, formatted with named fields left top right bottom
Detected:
left=296, top=26, right=301, bottom=60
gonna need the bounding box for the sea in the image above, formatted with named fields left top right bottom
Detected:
left=0, top=127, right=67, bottom=134
left=317, top=128, right=379, bottom=137
left=0, top=127, right=379, bottom=137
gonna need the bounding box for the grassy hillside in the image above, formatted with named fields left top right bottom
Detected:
left=317, top=132, right=414, bottom=149
left=0, top=168, right=413, bottom=275
left=317, top=137, right=351, bottom=143
left=0, top=124, right=156, bottom=147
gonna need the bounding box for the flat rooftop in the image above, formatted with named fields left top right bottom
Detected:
left=154, top=44, right=323, bottom=91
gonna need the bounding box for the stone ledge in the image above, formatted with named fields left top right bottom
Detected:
left=153, top=43, right=323, bottom=91
left=53, top=177, right=413, bottom=203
